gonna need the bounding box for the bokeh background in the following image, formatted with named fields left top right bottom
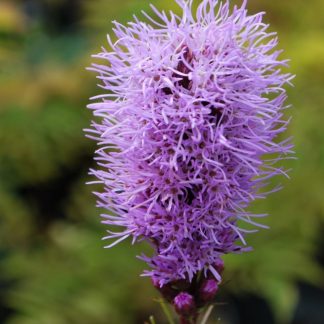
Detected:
left=0, top=0, right=324, bottom=323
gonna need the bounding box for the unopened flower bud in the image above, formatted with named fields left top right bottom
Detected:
left=199, top=279, right=219, bottom=302
left=214, top=259, right=224, bottom=275
left=173, top=292, right=196, bottom=316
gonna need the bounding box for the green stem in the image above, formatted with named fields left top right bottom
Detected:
left=180, top=315, right=197, bottom=324
left=149, top=315, right=157, bottom=324
left=157, top=298, right=176, bottom=324
left=200, top=305, right=214, bottom=324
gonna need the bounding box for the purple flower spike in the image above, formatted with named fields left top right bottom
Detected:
left=173, top=292, right=196, bottom=316
left=87, top=0, right=293, bottom=287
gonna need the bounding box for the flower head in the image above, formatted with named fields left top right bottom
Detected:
left=87, top=0, right=293, bottom=287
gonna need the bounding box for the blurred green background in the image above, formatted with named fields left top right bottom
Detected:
left=0, top=0, right=323, bottom=323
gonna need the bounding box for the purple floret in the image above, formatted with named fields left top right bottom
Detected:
left=87, top=0, right=293, bottom=287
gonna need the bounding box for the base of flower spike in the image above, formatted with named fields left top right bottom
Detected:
left=154, top=263, right=224, bottom=323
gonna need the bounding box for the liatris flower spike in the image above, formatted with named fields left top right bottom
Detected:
left=87, top=0, right=293, bottom=321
